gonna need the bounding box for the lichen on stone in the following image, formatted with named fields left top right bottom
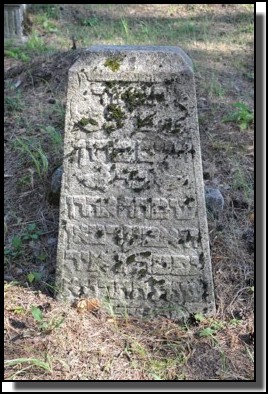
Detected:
left=78, top=117, right=90, bottom=126
left=79, top=117, right=98, bottom=126
left=107, top=104, right=125, bottom=120
left=137, top=113, right=155, bottom=128
left=121, top=87, right=146, bottom=112
left=105, top=81, right=117, bottom=88
left=104, top=57, right=121, bottom=72
left=103, top=122, right=116, bottom=134
left=105, top=103, right=126, bottom=129
left=87, top=118, right=98, bottom=126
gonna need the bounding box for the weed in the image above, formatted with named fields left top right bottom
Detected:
left=245, top=346, right=254, bottom=362
left=149, top=357, right=183, bottom=380
left=129, top=341, right=147, bottom=358
left=150, top=372, right=163, bottom=380
left=82, top=16, right=99, bottom=27
left=31, top=4, right=60, bottom=20
left=223, top=102, right=254, bottom=130
left=240, top=4, right=254, bottom=11
left=37, top=252, right=48, bottom=261
left=42, top=125, right=63, bottom=147
left=4, top=357, right=52, bottom=373
left=210, top=140, right=233, bottom=154
left=103, top=294, right=117, bottom=322
left=27, top=271, right=42, bottom=284
left=35, top=14, right=58, bottom=32
left=199, top=326, right=218, bottom=338
left=5, top=94, right=24, bottom=112
left=121, top=17, right=129, bottom=38
left=5, top=223, right=43, bottom=262
left=194, top=314, right=226, bottom=343
left=4, top=236, right=23, bottom=258
left=31, top=305, right=43, bottom=322
left=5, top=31, right=52, bottom=63
left=194, top=312, right=206, bottom=323
left=243, top=71, right=254, bottom=81
left=208, top=72, right=225, bottom=98
left=229, top=318, right=243, bottom=326
left=4, top=47, right=30, bottom=62
left=18, top=174, right=33, bottom=189
left=49, top=102, right=66, bottom=128
left=8, top=306, right=26, bottom=314
left=22, top=223, right=43, bottom=241
left=31, top=305, right=64, bottom=333
left=13, top=138, right=49, bottom=178
left=232, top=166, right=253, bottom=202
left=26, top=33, right=49, bottom=54
left=4, top=281, right=20, bottom=291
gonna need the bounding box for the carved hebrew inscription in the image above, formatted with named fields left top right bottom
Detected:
left=56, top=46, right=215, bottom=319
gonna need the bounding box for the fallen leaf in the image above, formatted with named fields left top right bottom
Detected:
left=75, top=298, right=101, bottom=313
left=249, top=213, right=254, bottom=224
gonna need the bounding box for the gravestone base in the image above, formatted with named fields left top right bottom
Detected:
left=56, top=46, right=216, bottom=320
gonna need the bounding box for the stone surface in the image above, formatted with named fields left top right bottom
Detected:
left=4, top=4, right=27, bottom=41
left=50, top=166, right=63, bottom=194
left=205, top=187, right=224, bottom=216
left=242, top=227, right=254, bottom=253
left=48, top=166, right=63, bottom=205
left=56, top=46, right=215, bottom=319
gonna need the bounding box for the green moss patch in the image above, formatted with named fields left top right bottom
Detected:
left=104, top=57, right=121, bottom=72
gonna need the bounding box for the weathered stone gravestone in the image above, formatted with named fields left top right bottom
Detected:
left=56, top=46, right=215, bottom=319
left=4, top=4, right=28, bottom=41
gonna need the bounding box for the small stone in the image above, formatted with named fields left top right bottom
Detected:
left=242, top=227, right=254, bottom=253
left=51, top=166, right=63, bottom=193
left=205, top=187, right=224, bottom=216
left=203, top=171, right=211, bottom=180
left=47, top=237, right=57, bottom=246
left=48, top=166, right=63, bottom=205
left=29, top=240, right=41, bottom=257
left=48, top=98, right=56, bottom=104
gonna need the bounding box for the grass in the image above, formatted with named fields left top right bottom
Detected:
left=223, top=102, right=254, bottom=131
left=5, top=33, right=54, bottom=63
left=208, top=72, right=225, bottom=99
left=30, top=4, right=61, bottom=20
left=34, top=14, right=58, bottom=33
left=4, top=223, right=43, bottom=266
left=231, top=164, right=253, bottom=205
left=41, top=126, right=63, bottom=148
left=31, top=305, right=65, bottom=333
left=5, top=93, right=24, bottom=112
left=4, top=357, right=52, bottom=372
left=13, top=138, right=49, bottom=178
left=4, top=4, right=254, bottom=381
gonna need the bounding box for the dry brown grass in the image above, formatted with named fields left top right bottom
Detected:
left=4, top=282, right=254, bottom=380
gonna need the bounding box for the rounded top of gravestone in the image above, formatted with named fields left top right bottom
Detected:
left=69, top=45, right=193, bottom=82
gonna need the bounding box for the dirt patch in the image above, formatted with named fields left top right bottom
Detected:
left=187, top=342, right=223, bottom=380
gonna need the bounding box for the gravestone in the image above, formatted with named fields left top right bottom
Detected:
left=56, top=46, right=215, bottom=319
left=4, top=4, right=27, bottom=41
